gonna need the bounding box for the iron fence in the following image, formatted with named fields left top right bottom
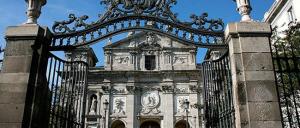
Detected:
left=47, top=52, right=88, bottom=128
left=0, top=47, right=3, bottom=71
left=0, top=60, right=2, bottom=71
left=271, top=33, right=300, bottom=128
left=202, top=51, right=235, bottom=128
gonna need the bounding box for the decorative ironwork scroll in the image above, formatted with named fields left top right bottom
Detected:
left=51, top=0, right=226, bottom=50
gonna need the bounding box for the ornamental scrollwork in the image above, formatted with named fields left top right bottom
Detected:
left=51, top=0, right=226, bottom=49
left=99, top=0, right=178, bottom=22
left=52, top=0, right=224, bottom=34
left=185, top=13, right=224, bottom=31
left=52, top=14, right=91, bottom=34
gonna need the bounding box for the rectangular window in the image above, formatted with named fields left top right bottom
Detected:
left=288, top=7, right=296, bottom=22
left=145, top=55, right=156, bottom=70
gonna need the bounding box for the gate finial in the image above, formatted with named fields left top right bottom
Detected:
left=25, top=0, right=47, bottom=24
left=233, top=0, right=252, bottom=22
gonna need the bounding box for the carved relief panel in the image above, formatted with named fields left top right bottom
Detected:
left=173, top=55, right=188, bottom=64
left=112, top=97, right=126, bottom=115
left=114, top=56, right=130, bottom=64
left=140, top=91, right=161, bottom=115
left=176, top=96, right=189, bottom=113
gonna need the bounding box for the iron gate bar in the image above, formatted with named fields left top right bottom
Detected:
left=47, top=52, right=88, bottom=128
left=50, top=27, right=226, bottom=51
left=202, top=51, right=235, bottom=128
left=271, top=31, right=300, bottom=128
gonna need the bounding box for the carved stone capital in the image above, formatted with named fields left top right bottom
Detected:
left=175, top=87, right=188, bottom=94
left=126, top=86, right=136, bottom=94
left=189, top=85, right=200, bottom=93
left=129, top=50, right=138, bottom=55
left=104, top=50, right=112, bottom=55
left=161, top=85, right=174, bottom=93
left=142, top=87, right=161, bottom=92
left=111, top=87, right=126, bottom=94
left=101, top=85, right=111, bottom=94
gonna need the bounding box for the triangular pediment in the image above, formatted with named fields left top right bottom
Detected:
left=104, top=32, right=196, bottom=49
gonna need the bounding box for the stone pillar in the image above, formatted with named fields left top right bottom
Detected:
left=225, top=22, right=282, bottom=128
left=0, top=25, right=51, bottom=128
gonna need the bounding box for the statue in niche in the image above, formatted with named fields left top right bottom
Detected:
left=89, top=95, right=97, bottom=115
left=113, top=98, right=125, bottom=114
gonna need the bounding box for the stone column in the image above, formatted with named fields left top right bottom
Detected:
left=225, top=22, right=282, bottom=128
left=0, top=25, right=51, bottom=128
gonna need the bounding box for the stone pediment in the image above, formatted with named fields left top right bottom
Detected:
left=104, top=32, right=195, bottom=49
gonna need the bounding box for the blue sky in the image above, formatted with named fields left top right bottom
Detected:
left=0, top=0, right=274, bottom=65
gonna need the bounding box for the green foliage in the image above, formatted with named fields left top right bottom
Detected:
left=272, top=22, right=300, bottom=127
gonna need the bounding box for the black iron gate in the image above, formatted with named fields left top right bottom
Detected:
left=271, top=24, right=300, bottom=128
left=47, top=52, right=88, bottom=128
left=45, top=1, right=231, bottom=127
left=202, top=51, right=235, bottom=128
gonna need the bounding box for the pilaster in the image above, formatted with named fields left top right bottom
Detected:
left=162, top=83, right=174, bottom=128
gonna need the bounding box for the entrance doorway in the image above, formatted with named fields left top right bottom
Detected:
left=111, top=120, right=126, bottom=128
left=140, top=121, right=160, bottom=128
left=175, top=120, right=190, bottom=128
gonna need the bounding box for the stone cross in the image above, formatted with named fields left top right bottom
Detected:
left=233, top=0, right=252, bottom=22
left=25, top=0, right=47, bottom=24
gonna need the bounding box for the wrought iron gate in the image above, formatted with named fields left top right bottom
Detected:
left=47, top=52, right=88, bottom=128
left=45, top=0, right=231, bottom=127
left=271, top=25, right=300, bottom=128
left=202, top=51, right=235, bottom=128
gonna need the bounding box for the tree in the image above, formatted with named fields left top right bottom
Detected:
left=272, top=22, right=300, bottom=128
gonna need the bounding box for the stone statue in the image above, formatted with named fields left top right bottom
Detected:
left=89, top=96, right=97, bottom=115
left=233, top=0, right=252, bottom=22
left=25, top=0, right=47, bottom=24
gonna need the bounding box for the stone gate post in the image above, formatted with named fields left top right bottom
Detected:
left=0, top=25, right=52, bottom=128
left=225, top=22, right=282, bottom=128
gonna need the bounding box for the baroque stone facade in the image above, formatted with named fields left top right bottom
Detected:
left=77, top=32, right=203, bottom=128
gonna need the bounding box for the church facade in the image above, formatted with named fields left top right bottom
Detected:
left=80, top=32, right=203, bottom=128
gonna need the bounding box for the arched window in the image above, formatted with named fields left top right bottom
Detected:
left=111, top=120, right=126, bottom=128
